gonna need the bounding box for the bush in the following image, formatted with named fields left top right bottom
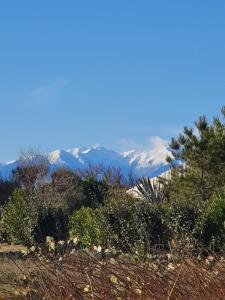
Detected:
left=102, top=191, right=168, bottom=253
left=3, top=189, right=38, bottom=245
left=139, top=203, right=168, bottom=250
left=69, top=207, right=106, bottom=247
left=164, top=199, right=200, bottom=240
left=199, top=187, right=225, bottom=249
left=35, top=208, right=68, bottom=243
left=162, top=199, right=201, bottom=254
left=82, top=177, right=109, bottom=208
left=2, top=189, right=69, bottom=246
left=103, top=192, right=141, bottom=252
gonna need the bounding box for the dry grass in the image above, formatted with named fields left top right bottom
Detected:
left=0, top=250, right=225, bottom=300
left=0, top=243, right=38, bottom=300
left=0, top=243, right=27, bottom=254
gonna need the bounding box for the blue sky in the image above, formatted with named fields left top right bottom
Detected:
left=0, top=1, right=225, bottom=161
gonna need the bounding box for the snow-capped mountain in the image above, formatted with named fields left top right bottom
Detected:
left=123, top=145, right=170, bottom=178
left=0, top=144, right=171, bottom=180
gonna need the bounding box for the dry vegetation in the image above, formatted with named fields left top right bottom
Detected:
left=0, top=249, right=225, bottom=300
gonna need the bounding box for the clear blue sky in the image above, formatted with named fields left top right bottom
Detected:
left=0, top=1, right=225, bottom=161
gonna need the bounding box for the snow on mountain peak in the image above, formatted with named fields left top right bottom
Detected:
left=0, top=142, right=171, bottom=180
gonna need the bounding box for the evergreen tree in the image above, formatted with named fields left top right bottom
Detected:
left=166, top=107, right=225, bottom=202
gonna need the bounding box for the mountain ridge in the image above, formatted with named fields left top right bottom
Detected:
left=0, top=145, right=171, bottom=180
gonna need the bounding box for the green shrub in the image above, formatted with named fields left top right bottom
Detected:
left=69, top=207, right=106, bottom=247
left=103, top=193, right=141, bottom=252
left=3, top=189, right=38, bottom=245
left=82, top=177, right=109, bottom=208
left=164, top=200, right=199, bottom=240
left=199, top=187, right=225, bottom=248
left=139, top=203, right=168, bottom=250
left=3, top=188, right=69, bottom=245
left=160, top=199, right=202, bottom=255
left=102, top=191, right=168, bottom=253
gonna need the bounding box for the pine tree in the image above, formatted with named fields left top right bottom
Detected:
left=166, top=107, right=225, bottom=202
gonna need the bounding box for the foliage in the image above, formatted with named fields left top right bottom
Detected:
left=82, top=176, right=109, bottom=208
left=137, top=176, right=161, bottom=203
left=102, top=192, right=144, bottom=252
left=198, top=187, right=225, bottom=248
left=69, top=207, right=106, bottom=247
left=3, top=189, right=38, bottom=245
left=164, top=199, right=200, bottom=241
left=3, top=188, right=69, bottom=245
left=166, top=107, right=225, bottom=202
left=35, top=207, right=68, bottom=243
left=139, top=203, right=168, bottom=250
left=102, top=191, right=166, bottom=253
left=0, top=179, right=17, bottom=207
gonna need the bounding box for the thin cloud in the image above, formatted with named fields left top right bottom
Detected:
left=28, top=78, right=69, bottom=104
left=147, top=136, right=168, bottom=151
left=115, top=136, right=168, bottom=152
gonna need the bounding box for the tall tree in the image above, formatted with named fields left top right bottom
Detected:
left=166, top=107, right=225, bottom=202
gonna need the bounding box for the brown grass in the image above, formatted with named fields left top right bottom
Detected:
left=0, top=243, right=27, bottom=253
left=0, top=251, right=225, bottom=300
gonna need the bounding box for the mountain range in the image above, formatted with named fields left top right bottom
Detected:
left=0, top=144, right=171, bottom=180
